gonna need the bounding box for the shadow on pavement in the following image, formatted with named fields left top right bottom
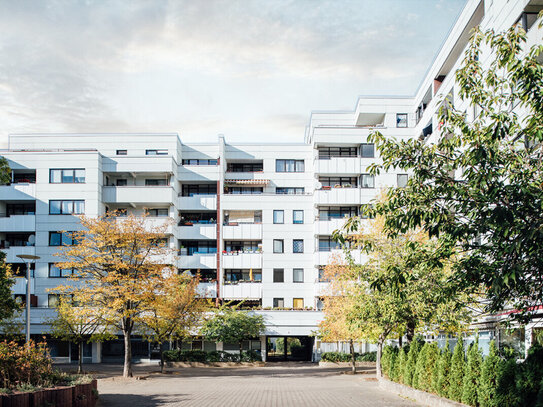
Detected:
left=98, top=393, right=190, bottom=407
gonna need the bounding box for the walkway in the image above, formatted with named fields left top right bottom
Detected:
left=93, top=363, right=419, bottom=407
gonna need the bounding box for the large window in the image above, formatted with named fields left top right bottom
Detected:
left=116, top=150, right=127, bottom=155
left=49, top=169, right=85, bottom=184
left=49, top=200, right=85, bottom=215
left=396, top=113, right=408, bottom=128
left=181, top=184, right=217, bottom=196
left=48, top=294, right=60, bottom=308
left=276, top=159, right=304, bottom=173
left=293, top=268, right=304, bottom=283
left=6, top=203, right=35, bottom=216
left=146, top=208, right=169, bottom=217
left=226, top=162, right=263, bottom=172
left=318, top=147, right=358, bottom=158
left=360, top=174, right=375, bottom=188
left=179, top=241, right=217, bottom=255
left=273, top=210, right=284, bottom=224
left=293, top=239, right=304, bottom=253
left=49, top=263, right=75, bottom=278
left=273, top=239, right=284, bottom=253
left=225, top=269, right=262, bottom=282
left=227, top=187, right=263, bottom=195
left=145, top=179, right=169, bottom=186
left=145, top=149, right=168, bottom=155
left=276, top=187, right=304, bottom=195
left=397, top=174, right=408, bottom=188
left=319, top=177, right=358, bottom=188
left=273, top=269, right=284, bottom=283
left=318, top=206, right=359, bottom=221
left=224, top=241, right=260, bottom=252
left=293, top=298, right=304, bottom=309
left=273, top=298, right=284, bottom=308
left=182, top=159, right=218, bottom=165
left=360, top=143, right=375, bottom=158
left=293, top=210, right=304, bottom=224
left=49, top=231, right=76, bottom=246
left=318, top=237, right=341, bottom=252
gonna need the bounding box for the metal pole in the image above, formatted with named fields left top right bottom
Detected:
left=25, top=260, right=30, bottom=344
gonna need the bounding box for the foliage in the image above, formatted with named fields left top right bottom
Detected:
left=516, top=343, right=543, bottom=406
left=162, top=349, right=261, bottom=363
left=357, top=351, right=377, bottom=362
left=404, top=339, right=423, bottom=387
left=0, top=252, right=18, bottom=322
left=412, top=342, right=428, bottom=390
left=462, top=338, right=482, bottom=406
left=53, top=211, right=175, bottom=377
left=422, top=342, right=440, bottom=393
left=0, top=340, right=54, bottom=390
left=436, top=340, right=452, bottom=397
left=200, top=305, right=265, bottom=355
left=478, top=340, right=501, bottom=407
left=393, top=346, right=408, bottom=383
left=365, top=22, right=543, bottom=318
left=0, top=156, right=10, bottom=185
left=448, top=337, right=465, bottom=402
left=381, top=345, right=398, bottom=379
left=495, top=359, right=521, bottom=406
left=320, top=351, right=377, bottom=363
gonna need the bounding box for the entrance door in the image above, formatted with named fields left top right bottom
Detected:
left=266, top=336, right=314, bottom=361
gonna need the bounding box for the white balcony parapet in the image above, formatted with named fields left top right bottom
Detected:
left=222, top=282, right=262, bottom=300
left=197, top=282, right=217, bottom=298
left=178, top=253, right=216, bottom=269
left=0, top=184, right=36, bottom=201
left=178, top=165, right=220, bottom=181
left=314, top=187, right=363, bottom=205
left=315, top=218, right=348, bottom=236
left=178, top=194, right=217, bottom=210
left=222, top=223, right=262, bottom=240
left=222, top=252, right=262, bottom=269
left=103, top=186, right=175, bottom=204
left=0, top=215, right=35, bottom=232
left=102, top=156, right=175, bottom=174
left=12, top=277, right=35, bottom=295
left=1, top=246, right=36, bottom=263
left=315, top=157, right=362, bottom=174
left=315, top=249, right=364, bottom=266
left=177, top=223, right=216, bottom=239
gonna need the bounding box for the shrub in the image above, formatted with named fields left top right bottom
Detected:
left=436, top=340, right=452, bottom=397
left=404, top=339, right=423, bottom=387
left=425, top=342, right=440, bottom=393
left=356, top=351, right=377, bottom=362
left=495, top=358, right=520, bottom=406
left=516, top=343, right=543, bottom=406
left=382, top=346, right=399, bottom=379
left=448, top=337, right=465, bottom=402
left=162, top=349, right=255, bottom=363
left=321, top=352, right=351, bottom=362
left=393, top=347, right=408, bottom=384
left=462, top=338, right=482, bottom=406
left=241, top=350, right=262, bottom=362
left=413, top=343, right=429, bottom=390
left=478, top=340, right=501, bottom=407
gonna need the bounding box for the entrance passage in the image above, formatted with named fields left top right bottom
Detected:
left=266, top=336, right=313, bottom=361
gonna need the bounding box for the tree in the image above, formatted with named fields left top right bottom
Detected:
left=47, top=296, right=113, bottom=374
left=140, top=273, right=208, bottom=373
left=404, top=339, right=423, bottom=387
left=0, top=156, right=11, bottom=185
left=436, top=340, right=452, bottom=397
left=201, top=305, right=265, bottom=359
left=0, top=252, right=18, bottom=322
left=479, top=340, right=501, bottom=407
left=449, top=337, right=465, bottom=402
left=54, top=211, right=174, bottom=377
left=462, top=337, right=482, bottom=406
left=365, top=23, right=543, bottom=318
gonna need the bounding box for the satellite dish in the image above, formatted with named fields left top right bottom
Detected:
left=27, top=235, right=35, bottom=246
left=314, top=181, right=322, bottom=190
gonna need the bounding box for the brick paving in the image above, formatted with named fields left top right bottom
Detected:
left=93, top=363, right=419, bottom=407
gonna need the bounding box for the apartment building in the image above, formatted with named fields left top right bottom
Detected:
left=1, top=0, right=542, bottom=362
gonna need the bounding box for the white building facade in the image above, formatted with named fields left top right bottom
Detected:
left=1, top=0, right=542, bottom=362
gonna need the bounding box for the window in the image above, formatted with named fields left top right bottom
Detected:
left=116, top=150, right=127, bottom=155
left=145, top=149, right=168, bottom=155
left=275, top=159, right=304, bottom=172
left=226, top=162, right=263, bottom=172
left=145, top=179, right=169, bottom=186
left=276, top=187, right=305, bottom=195
left=273, top=239, right=284, bottom=253
left=293, top=298, right=304, bottom=309
left=227, top=187, right=263, bottom=195
left=49, top=200, right=85, bottom=215
left=293, top=239, right=304, bottom=253
left=293, top=210, right=303, bottom=224
left=224, top=241, right=260, bottom=252
left=318, top=206, right=359, bottom=221
left=6, top=203, right=35, bottom=216
left=273, top=298, right=284, bottom=308
left=318, top=268, right=329, bottom=282
left=146, top=208, right=169, bottom=217
left=116, top=179, right=127, bottom=186
left=318, top=147, right=358, bottom=158
left=179, top=241, right=217, bottom=255
left=360, top=144, right=375, bottom=158
left=182, top=159, right=218, bottom=165
left=293, top=268, right=304, bottom=283
left=361, top=174, right=375, bottom=188
left=49, top=169, right=85, bottom=183
left=225, top=269, right=262, bottom=282
left=273, top=210, right=284, bottom=224
left=319, top=177, right=358, bottom=188
left=49, top=263, right=75, bottom=278
left=48, top=294, right=60, bottom=308
left=49, top=232, right=76, bottom=246
left=397, top=174, right=408, bottom=188
left=181, top=184, right=217, bottom=196
left=396, top=113, right=408, bottom=128
left=273, top=269, right=284, bottom=283
left=318, top=237, right=340, bottom=252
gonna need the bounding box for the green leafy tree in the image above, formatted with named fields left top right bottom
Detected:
left=201, top=305, right=265, bottom=357
left=462, top=338, right=482, bottom=406
left=0, top=156, right=11, bottom=185
left=0, top=253, right=18, bottom=322
left=479, top=340, right=502, bottom=407
left=365, top=21, right=543, bottom=318
left=449, top=337, right=465, bottom=402
left=436, top=340, right=452, bottom=397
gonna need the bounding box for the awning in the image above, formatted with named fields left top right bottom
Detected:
left=225, top=179, right=270, bottom=185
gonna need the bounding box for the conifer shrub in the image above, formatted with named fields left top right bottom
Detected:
left=425, top=342, right=440, bottom=394
left=387, top=347, right=399, bottom=381
left=436, top=340, right=452, bottom=397
left=448, top=337, right=465, bottom=402
left=478, top=340, right=502, bottom=407
left=462, top=338, right=482, bottom=406
left=404, top=339, right=423, bottom=387
left=515, top=343, right=543, bottom=407
left=413, top=342, right=429, bottom=390
left=381, top=345, right=397, bottom=378
left=392, top=347, right=407, bottom=383
left=495, top=358, right=520, bottom=406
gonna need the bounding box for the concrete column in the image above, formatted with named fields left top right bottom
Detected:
left=260, top=335, right=267, bottom=362
left=525, top=326, right=533, bottom=358
left=92, top=342, right=102, bottom=363
left=216, top=341, right=224, bottom=351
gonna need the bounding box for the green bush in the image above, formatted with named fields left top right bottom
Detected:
left=404, top=339, right=423, bottom=387
left=321, top=352, right=351, bottom=362
left=413, top=343, right=429, bottom=390
left=478, top=340, right=501, bottom=407
left=356, top=351, right=377, bottom=362
left=242, top=349, right=262, bottom=362
left=436, top=340, right=452, bottom=398
left=462, top=338, right=482, bottom=406
left=425, top=342, right=440, bottom=393
left=516, top=343, right=543, bottom=406
left=393, top=347, right=408, bottom=384
left=495, top=358, right=520, bottom=406
left=162, top=349, right=261, bottom=363
left=382, top=346, right=398, bottom=379
left=448, top=337, right=465, bottom=402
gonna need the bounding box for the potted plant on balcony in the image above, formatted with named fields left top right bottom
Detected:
left=333, top=184, right=341, bottom=188
left=322, top=185, right=331, bottom=190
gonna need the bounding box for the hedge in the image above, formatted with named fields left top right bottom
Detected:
left=320, top=351, right=377, bottom=363
left=163, top=349, right=262, bottom=363
left=381, top=339, right=543, bottom=407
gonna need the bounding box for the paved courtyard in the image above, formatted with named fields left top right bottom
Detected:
left=93, top=363, right=419, bottom=407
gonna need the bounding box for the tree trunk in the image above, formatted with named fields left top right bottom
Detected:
left=376, top=337, right=384, bottom=378
left=160, top=347, right=164, bottom=373
left=78, top=340, right=83, bottom=374
left=350, top=339, right=356, bottom=374
left=239, top=342, right=243, bottom=362
left=406, top=319, right=415, bottom=344
left=399, top=333, right=403, bottom=348
left=123, top=329, right=133, bottom=378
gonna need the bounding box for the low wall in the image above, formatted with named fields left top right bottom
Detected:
left=318, top=361, right=376, bottom=368
left=0, top=379, right=97, bottom=407
left=166, top=361, right=266, bottom=368
left=378, top=377, right=468, bottom=407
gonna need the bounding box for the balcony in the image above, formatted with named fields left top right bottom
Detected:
left=222, top=223, right=262, bottom=240
left=222, top=252, right=262, bottom=269
left=1, top=246, right=36, bottom=263
left=178, top=165, right=220, bottom=182
left=197, top=282, right=217, bottom=298
left=315, top=157, right=361, bottom=174
left=0, top=215, right=35, bottom=232
left=12, top=277, right=35, bottom=295
left=103, top=186, right=174, bottom=204
left=314, top=281, right=330, bottom=297
left=314, top=187, right=362, bottom=205
left=315, top=249, right=364, bottom=266
left=178, top=253, right=216, bottom=269
left=102, top=155, right=175, bottom=174
left=0, top=184, right=36, bottom=201
left=222, top=282, right=262, bottom=300
left=178, top=194, right=217, bottom=210
left=315, top=218, right=347, bottom=236
left=177, top=223, right=216, bottom=239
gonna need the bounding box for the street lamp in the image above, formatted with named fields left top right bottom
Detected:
left=16, top=254, right=40, bottom=344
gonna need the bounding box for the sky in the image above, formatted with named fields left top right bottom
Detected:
left=0, top=0, right=467, bottom=147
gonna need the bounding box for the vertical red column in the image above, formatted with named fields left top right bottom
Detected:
left=216, top=177, right=221, bottom=306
